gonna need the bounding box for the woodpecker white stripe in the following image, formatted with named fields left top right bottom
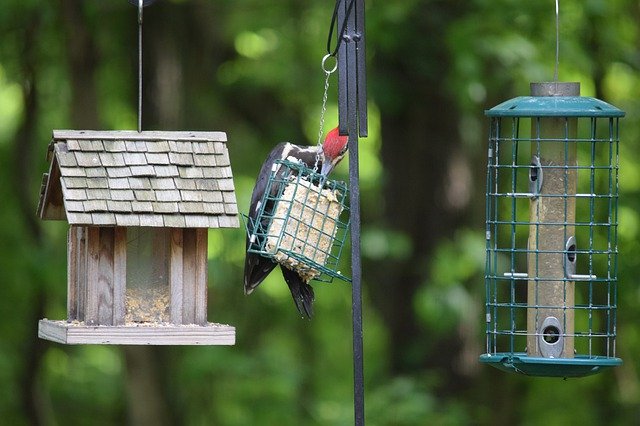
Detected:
left=280, top=143, right=293, bottom=160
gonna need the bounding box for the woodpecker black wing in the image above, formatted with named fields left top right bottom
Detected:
left=281, top=265, right=315, bottom=318
left=244, top=142, right=324, bottom=313
left=248, top=143, right=288, bottom=218
left=243, top=246, right=277, bottom=295
left=244, top=143, right=286, bottom=294
left=244, top=142, right=322, bottom=295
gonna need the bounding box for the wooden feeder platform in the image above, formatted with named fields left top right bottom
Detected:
left=39, top=320, right=235, bottom=345
left=37, top=130, right=239, bottom=345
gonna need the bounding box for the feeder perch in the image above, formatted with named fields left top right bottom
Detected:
left=246, top=159, right=350, bottom=283
left=36, top=130, right=239, bottom=345
left=480, top=82, right=624, bottom=377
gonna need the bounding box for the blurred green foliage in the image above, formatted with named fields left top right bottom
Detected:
left=1, top=0, right=640, bottom=425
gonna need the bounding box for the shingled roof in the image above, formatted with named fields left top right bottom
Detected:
left=37, top=130, right=239, bottom=228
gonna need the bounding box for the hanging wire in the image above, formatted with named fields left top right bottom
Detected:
left=137, top=0, right=143, bottom=132
left=326, top=0, right=356, bottom=57
left=554, top=0, right=560, bottom=82
left=130, top=0, right=156, bottom=132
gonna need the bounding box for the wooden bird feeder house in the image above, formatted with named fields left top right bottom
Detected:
left=36, top=130, right=239, bottom=345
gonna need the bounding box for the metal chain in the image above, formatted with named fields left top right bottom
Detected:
left=314, top=54, right=338, bottom=171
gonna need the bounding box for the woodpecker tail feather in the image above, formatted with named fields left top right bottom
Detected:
left=244, top=252, right=277, bottom=295
left=281, top=266, right=315, bottom=319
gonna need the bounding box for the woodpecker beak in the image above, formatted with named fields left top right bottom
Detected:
left=321, top=159, right=335, bottom=177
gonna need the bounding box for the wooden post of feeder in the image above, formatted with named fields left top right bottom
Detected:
left=527, top=82, right=579, bottom=358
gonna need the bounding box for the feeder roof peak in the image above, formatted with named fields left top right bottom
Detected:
left=485, top=96, right=625, bottom=118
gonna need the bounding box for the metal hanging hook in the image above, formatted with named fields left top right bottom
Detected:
left=322, top=53, right=338, bottom=74
left=128, top=0, right=157, bottom=7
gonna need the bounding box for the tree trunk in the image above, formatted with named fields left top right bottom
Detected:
left=58, top=0, right=100, bottom=129
left=123, top=347, right=172, bottom=426
left=14, top=11, right=48, bottom=426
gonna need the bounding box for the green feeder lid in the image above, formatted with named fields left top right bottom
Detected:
left=479, top=352, right=622, bottom=378
left=486, top=96, right=625, bottom=118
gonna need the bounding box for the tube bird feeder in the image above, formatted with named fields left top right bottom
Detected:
left=480, top=82, right=624, bottom=377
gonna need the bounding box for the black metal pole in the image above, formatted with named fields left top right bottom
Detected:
left=355, top=0, right=367, bottom=137
left=337, top=0, right=367, bottom=424
left=348, top=132, right=364, bottom=426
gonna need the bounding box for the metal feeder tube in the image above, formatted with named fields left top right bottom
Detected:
left=527, top=82, right=578, bottom=358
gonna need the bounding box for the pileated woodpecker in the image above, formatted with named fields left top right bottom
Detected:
left=244, top=127, right=349, bottom=318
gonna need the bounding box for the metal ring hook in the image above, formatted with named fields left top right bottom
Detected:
left=322, top=54, right=338, bottom=74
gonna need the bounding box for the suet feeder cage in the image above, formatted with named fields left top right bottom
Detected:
left=247, top=159, right=350, bottom=283
left=36, top=130, right=238, bottom=345
left=480, top=82, right=624, bottom=377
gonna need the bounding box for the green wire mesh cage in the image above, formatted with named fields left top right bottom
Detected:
left=247, top=159, right=350, bottom=283
left=480, top=82, right=624, bottom=377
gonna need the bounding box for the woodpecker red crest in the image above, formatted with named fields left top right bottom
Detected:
left=320, top=127, right=349, bottom=176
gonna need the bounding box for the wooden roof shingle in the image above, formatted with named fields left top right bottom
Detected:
left=37, top=130, right=239, bottom=229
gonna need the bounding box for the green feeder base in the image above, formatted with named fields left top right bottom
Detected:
left=479, top=353, right=622, bottom=378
